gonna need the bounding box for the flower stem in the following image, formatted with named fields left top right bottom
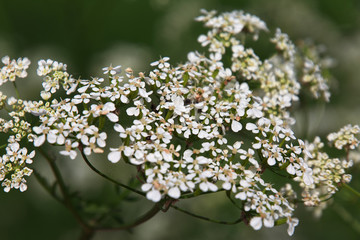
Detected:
left=38, top=148, right=93, bottom=239
left=180, top=188, right=223, bottom=199
left=171, top=205, right=243, bottom=225
left=12, top=81, right=21, bottom=99
left=80, top=150, right=145, bottom=197
left=343, top=183, right=360, bottom=198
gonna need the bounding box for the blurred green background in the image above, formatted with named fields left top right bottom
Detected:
left=0, top=0, right=359, bottom=239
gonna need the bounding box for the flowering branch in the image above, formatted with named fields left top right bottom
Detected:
left=0, top=9, right=359, bottom=238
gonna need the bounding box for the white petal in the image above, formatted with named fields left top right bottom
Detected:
left=199, top=182, right=208, bottom=192
left=69, top=150, right=77, bottom=160
left=240, top=179, right=251, bottom=188
left=246, top=122, right=257, bottom=131
left=108, top=151, right=121, bottom=163
left=141, top=183, right=152, bottom=192
left=124, top=147, right=134, bottom=157
left=34, top=135, right=46, bottom=147
left=20, top=183, right=27, bottom=192
left=286, top=164, right=296, bottom=175
left=134, top=150, right=144, bottom=159
left=104, top=102, right=115, bottom=111
left=57, top=134, right=65, bottom=145
left=222, top=182, right=231, bottom=190
left=162, top=152, right=173, bottom=162
left=197, top=156, right=209, bottom=164
left=208, top=182, right=218, bottom=192
left=233, top=141, right=242, bottom=149
left=97, top=138, right=106, bottom=148
left=168, top=187, right=181, bottom=199
left=84, top=147, right=91, bottom=155
left=250, top=217, right=262, bottom=230
left=263, top=217, right=274, bottom=228
left=107, top=113, right=119, bottom=122
left=147, top=190, right=162, bottom=202
left=235, top=192, right=246, bottom=200
left=33, top=126, right=43, bottom=134
left=267, top=157, right=276, bottom=166
left=120, top=95, right=129, bottom=103
left=81, top=135, right=89, bottom=145
left=114, top=124, right=125, bottom=133
left=253, top=142, right=261, bottom=149
left=47, top=132, right=57, bottom=144
left=231, top=120, right=242, bottom=132
left=303, top=169, right=314, bottom=185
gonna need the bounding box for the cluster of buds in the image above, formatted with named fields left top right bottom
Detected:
left=0, top=9, right=358, bottom=237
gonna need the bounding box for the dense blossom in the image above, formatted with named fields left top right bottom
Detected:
left=0, top=9, right=358, bottom=237
left=0, top=56, right=30, bottom=86
left=294, top=136, right=353, bottom=207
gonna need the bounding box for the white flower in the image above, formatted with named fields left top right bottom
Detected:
left=102, top=65, right=121, bottom=75
left=33, top=125, right=49, bottom=147
left=150, top=57, right=170, bottom=69
left=287, top=217, right=299, bottom=236
left=172, top=95, right=187, bottom=115
left=302, top=168, right=314, bottom=186
left=59, top=140, right=79, bottom=160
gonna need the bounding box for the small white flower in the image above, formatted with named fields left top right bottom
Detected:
left=287, top=217, right=299, bottom=236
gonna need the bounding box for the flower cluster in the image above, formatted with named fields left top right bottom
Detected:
left=0, top=9, right=357, bottom=237
left=0, top=57, right=35, bottom=192
left=297, top=136, right=353, bottom=207
left=298, top=41, right=333, bottom=101
left=0, top=138, right=34, bottom=192
left=327, top=124, right=360, bottom=150
left=0, top=56, right=30, bottom=86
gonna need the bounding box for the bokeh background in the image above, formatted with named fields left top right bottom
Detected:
left=0, top=0, right=359, bottom=239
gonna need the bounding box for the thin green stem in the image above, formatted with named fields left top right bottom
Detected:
left=171, top=205, right=243, bottom=225
left=80, top=150, right=145, bottom=197
left=12, top=81, right=21, bottom=99
left=343, top=183, right=360, bottom=198
left=180, top=188, right=224, bottom=199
